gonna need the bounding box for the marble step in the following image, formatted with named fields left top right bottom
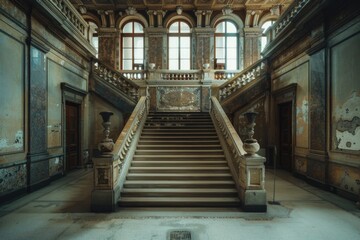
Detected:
left=123, top=180, right=236, bottom=188
left=133, top=154, right=225, bottom=160
left=126, top=172, right=233, bottom=180
left=131, top=160, right=227, bottom=167
left=136, top=144, right=222, bottom=150
left=128, top=166, right=230, bottom=173
left=121, top=188, right=238, bottom=197
left=134, top=149, right=224, bottom=155
left=118, top=197, right=241, bottom=207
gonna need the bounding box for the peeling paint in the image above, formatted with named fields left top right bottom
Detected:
left=0, top=130, right=23, bottom=153
left=335, top=93, right=360, bottom=151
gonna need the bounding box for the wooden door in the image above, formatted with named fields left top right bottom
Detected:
left=66, top=102, right=80, bottom=171
left=278, top=102, right=292, bottom=171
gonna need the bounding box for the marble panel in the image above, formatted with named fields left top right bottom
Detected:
left=294, top=156, right=307, bottom=174
left=307, top=158, right=326, bottom=183
left=0, top=31, right=24, bottom=154
left=49, top=156, right=64, bottom=177
left=0, top=164, right=26, bottom=193
left=157, top=87, right=201, bottom=112
left=0, top=0, right=26, bottom=26
left=331, top=33, right=360, bottom=151
left=30, top=160, right=49, bottom=186
left=329, top=163, right=360, bottom=195
left=309, top=50, right=326, bottom=151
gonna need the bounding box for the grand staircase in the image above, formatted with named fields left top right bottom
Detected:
left=118, top=112, right=241, bottom=207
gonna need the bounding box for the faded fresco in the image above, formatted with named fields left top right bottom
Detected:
left=329, top=164, right=360, bottom=196
left=0, top=31, right=24, bottom=154
left=331, top=33, right=360, bottom=152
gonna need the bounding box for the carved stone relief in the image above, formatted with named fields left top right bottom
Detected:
left=157, top=87, right=201, bottom=112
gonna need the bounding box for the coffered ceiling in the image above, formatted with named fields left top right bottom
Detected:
left=69, top=0, right=293, bottom=11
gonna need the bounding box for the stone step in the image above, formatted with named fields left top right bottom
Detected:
left=126, top=173, right=233, bottom=180
left=123, top=180, right=236, bottom=188
left=136, top=144, right=222, bottom=150
left=128, top=166, right=230, bottom=173
left=131, top=160, right=227, bottom=167
left=142, top=128, right=215, bottom=132
left=140, top=135, right=218, bottom=140
left=144, top=125, right=215, bottom=129
left=134, top=149, right=224, bottom=155
left=141, top=132, right=217, bottom=136
left=133, top=154, right=225, bottom=161
left=118, top=197, right=241, bottom=207
left=121, top=188, right=238, bottom=197
left=138, top=139, right=220, bottom=145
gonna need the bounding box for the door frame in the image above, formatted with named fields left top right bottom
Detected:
left=65, top=101, right=81, bottom=171
left=272, top=83, right=297, bottom=172
left=61, top=83, right=87, bottom=172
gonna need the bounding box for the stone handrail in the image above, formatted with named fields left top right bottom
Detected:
left=210, top=96, right=267, bottom=211
left=122, top=70, right=147, bottom=81
left=91, top=96, right=148, bottom=211
left=92, top=59, right=140, bottom=102
left=48, top=0, right=88, bottom=38
left=272, top=0, right=310, bottom=38
left=218, top=59, right=267, bottom=101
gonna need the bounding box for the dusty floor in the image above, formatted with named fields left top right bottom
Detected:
left=0, top=169, right=359, bottom=240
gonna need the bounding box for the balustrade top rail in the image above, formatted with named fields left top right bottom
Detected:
left=272, top=0, right=310, bottom=38
left=92, top=60, right=140, bottom=102
left=219, top=58, right=267, bottom=101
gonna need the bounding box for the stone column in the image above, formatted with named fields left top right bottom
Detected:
left=243, top=27, right=262, bottom=68
left=193, top=27, right=214, bottom=70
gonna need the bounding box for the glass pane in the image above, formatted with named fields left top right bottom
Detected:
left=226, top=60, right=237, bottom=70
left=169, top=37, right=179, bottom=48
left=180, top=37, right=190, bottom=48
left=134, top=37, right=143, bottom=48
left=169, top=48, right=179, bottom=59
left=91, top=36, right=98, bottom=49
left=261, top=36, right=267, bottom=52
left=216, top=48, right=225, bottom=58
left=180, top=60, right=190, bottom=70
left=123, top=60, right=132, bottom=70
left=169, top=60, right=179, bottom=70
left=123, top=37, right=132, bottom=47
left=134, top=22, right=143, bottom=33
left=123, top=49, right=132, bottom=59
left=180, top=48, right=190, bottom=59
left=227, top=37, right=237, bottom=48
left=123, top=22, right=132, bottom=33
left=134, top=48, right=143, bottom=59
left=169, top=22, right=179, bottom=33
left=180, top=21, right=190, bottom=33
left=261, top=21, right=273, bottom=33
left=216, top=37, right=225, bottom=48
left=134, top=59, right=143, bottom=64
left=226, top=21, right=237, bottom=33
left=227, top=47, right=237, bottom=59
left=215, top=22, right=225, bottom=33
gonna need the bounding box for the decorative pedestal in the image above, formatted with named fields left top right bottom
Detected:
left=240, top=111, right=267, bottom=212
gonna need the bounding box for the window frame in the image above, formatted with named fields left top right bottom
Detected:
left=214, top=20, right=239, bottom=70
left=167, top=20, right=192, bottom=70
left=121, top=20, right=145, bottom=70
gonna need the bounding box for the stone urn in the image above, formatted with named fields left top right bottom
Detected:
left=148, top=63, right=156, bottom=70
left=98, top=111, right=114, bottom=153
left=243, top=111, right=260, bottom=156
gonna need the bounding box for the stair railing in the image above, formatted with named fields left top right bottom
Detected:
left=218, top=58, right=267, bottom=102
left=92, top=59, right=140, bottom=103
left=91, top=95, right=149, bottom=212
left=210, top=96, right=267, bottom=212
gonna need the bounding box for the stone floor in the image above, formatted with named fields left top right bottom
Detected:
left=0, top=169, right=359, bottom=240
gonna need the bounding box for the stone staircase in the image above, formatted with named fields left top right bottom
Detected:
left=118, top=112, right=240, bottom=207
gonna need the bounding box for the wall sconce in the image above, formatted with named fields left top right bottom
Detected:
left=176, top=6, right=183, bottom=15
left=222, top=5, right=233, bottom=15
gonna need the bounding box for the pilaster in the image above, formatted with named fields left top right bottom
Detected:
left=98, top=27, right=119, bottom=69
left=193, top=27, right=214, bottom=69
left=145, top=27, right=167, bottom=69
left=244, top=27, right=262, bottom=68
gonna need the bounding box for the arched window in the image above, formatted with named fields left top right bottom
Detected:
left=121, top=21, right=144, bottom=70
left=168, top=20, right=191, bottom=70
left=88, top=21, right=98, bottom=58
left=261, top=20, right=275, bottom=53
left=214, top=20, right=238, bottom=70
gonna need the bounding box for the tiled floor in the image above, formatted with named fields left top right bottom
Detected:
left=0, top=169, right=359, bottom=240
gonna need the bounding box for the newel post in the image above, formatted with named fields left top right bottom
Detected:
left=91, top=112, right=119, bottom=212
left=239, top=112, right=267, bottom=212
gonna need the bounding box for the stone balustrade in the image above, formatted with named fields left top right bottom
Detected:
left=48, top=0, right=88, bottom=38
left=122, top=71, right=147, bottom=82
left=218, top=59, right=267, bottom=101
left=91, top=96, right=149, bottom=212
left=210, top=97, right=266, bottom=211
left=92, top=60, right=140, bottom=102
